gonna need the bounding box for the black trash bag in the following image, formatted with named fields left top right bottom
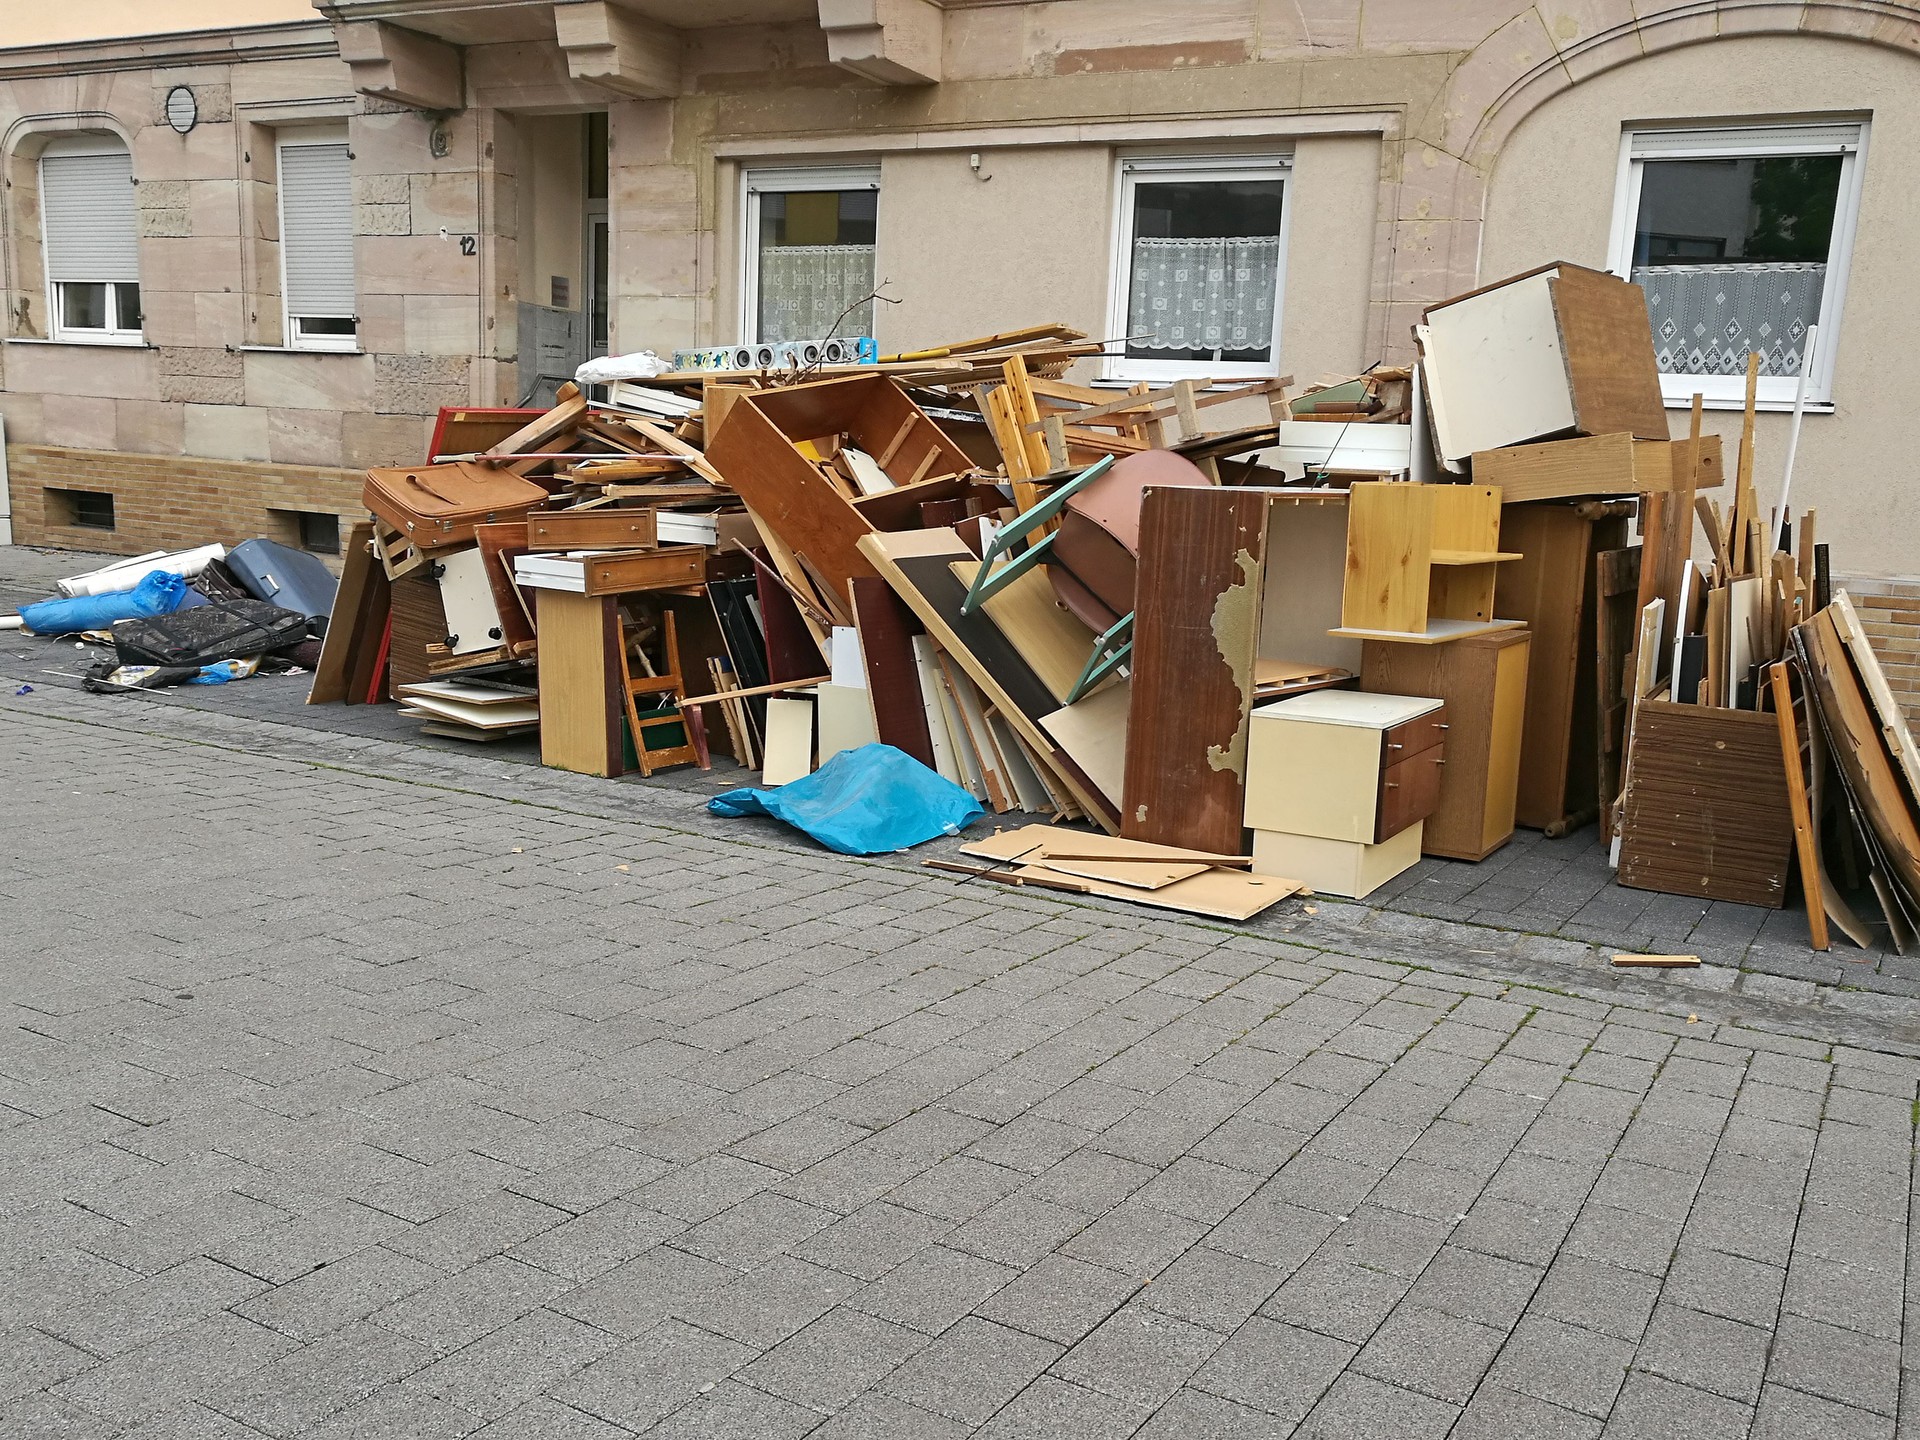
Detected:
left=81, top=657, right=200, bottom=694
left=111, top=597, right=308, bottom=668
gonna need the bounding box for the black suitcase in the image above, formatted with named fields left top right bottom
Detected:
left=112, top=598, right=309, bottom=668
left=226, top=539, right=338, bottom=627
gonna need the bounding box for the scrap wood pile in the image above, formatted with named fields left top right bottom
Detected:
left=304, top=260, right=1915, bottom=949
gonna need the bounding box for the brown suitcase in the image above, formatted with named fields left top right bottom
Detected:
left=363, top=462, right=548, bottom=551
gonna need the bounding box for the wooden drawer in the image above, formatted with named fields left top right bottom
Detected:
left=1377, top=748, right=1445, bottom=842
left=1382, top=706, right=1448, bottom=763
left=583, top=545, right=706, bottom=596
left=528, top=509, right=657, bottom=551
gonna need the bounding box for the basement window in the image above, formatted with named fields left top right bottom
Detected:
left=1607, top=121, right=1867, bottom=407
left=50, top=488, right=116, bottom=529
left=271, top=508, right=341, bottom=555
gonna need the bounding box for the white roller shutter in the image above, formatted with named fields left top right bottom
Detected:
left=280, top=142, right=355, bottom=318
left=40, top=146, right=138, bottom=284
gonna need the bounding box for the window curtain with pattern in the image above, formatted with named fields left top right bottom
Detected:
left=757, top=243, right=877, bottom=343
left=1127, top=236, right=1280, bottom=353
left=1634, top=262, right=1826, bottom=378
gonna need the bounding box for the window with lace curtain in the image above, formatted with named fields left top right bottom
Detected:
left=741, top=165, right=879, bottom=346
left=1606, top=122, right=1866, bottom=409
left=1105, top=154, right=1289, bottom=383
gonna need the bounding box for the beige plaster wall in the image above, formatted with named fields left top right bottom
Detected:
left=870, top=145, right=1112, bottom=353
left=1481, top=31, right=1920, bottom=577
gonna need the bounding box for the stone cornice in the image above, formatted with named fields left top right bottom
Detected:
left=0, top=21, right=338, bottom=79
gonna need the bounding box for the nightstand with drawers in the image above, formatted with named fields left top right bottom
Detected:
left=1244, top=690, right=1447, bottom=898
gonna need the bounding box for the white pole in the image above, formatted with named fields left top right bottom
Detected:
left=1773, top=323, right=1818, bottom=543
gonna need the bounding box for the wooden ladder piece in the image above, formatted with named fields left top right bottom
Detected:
left=619, top=609, right=707, bottom=776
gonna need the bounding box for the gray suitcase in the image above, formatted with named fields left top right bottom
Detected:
left=227, top=538, right=338, bottom=630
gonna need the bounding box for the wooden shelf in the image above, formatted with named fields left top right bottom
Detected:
left=1328, top=618, right=1525, bottom=646
left=1429, top=548, right=1523, bottom=565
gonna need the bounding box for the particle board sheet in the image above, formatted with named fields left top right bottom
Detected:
left=958, top=825, right=1299, bottom=921
left=950, top=558, right=1105, bottom=708
left=860, top=529, right=1119, bottom=831
left=1123, top=485, right=1269, bottom=855
left=761, top=696, right=816, bottom=786
left=401, top=693, right=541, bottom=730
left=1617, top=701, right=1794, bottom=908
left=1040, top=680, right=1130, bottom=814
left=1547, top=264, right=1670, bottom=442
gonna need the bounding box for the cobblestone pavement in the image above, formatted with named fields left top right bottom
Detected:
left=4, top=640, right=1920, bottom=1438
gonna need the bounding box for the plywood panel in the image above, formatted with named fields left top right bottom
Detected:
left=1471, top=434, right=1724, bottom=503
left=1124, top=486, right=1269, bottom=854
left=1340, top=483, right=1432, bottom=636
left=1040, top=681, right=1129, bottom=812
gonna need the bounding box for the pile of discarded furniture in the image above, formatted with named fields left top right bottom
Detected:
left=302, top=265, right=1918, bottom=951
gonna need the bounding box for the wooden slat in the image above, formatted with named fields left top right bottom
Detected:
left=1770, top=661, right=1830, bottom=951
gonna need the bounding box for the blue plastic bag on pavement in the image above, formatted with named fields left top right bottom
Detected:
left=19, top=570, right=188, bottom=635
left=709, top=743, right=985, bottom=855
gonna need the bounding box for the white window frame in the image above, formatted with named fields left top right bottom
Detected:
left=1103, top=153, right=1292, bottom=385
left=738, top=163, right=880, bottom=345
left=276, top=132, right=358, bottom=353
left=1604, top=120, right=1867, bottom=410
left=39, top=137, right=143, bottom=346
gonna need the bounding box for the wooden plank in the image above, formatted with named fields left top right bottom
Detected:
left=848, top=576, right=935, bottom=768
left=1124, top=486, right=1270, bottom=854
left=910, top=635, right=964, bottom=786
left=950, top=558, right=1103, bottom=708
left=1595, top=545, right=1642, bottom=833
left=1617, top=700, right=1795, bottom=907
left=939, top=655, right=1014, bottom=813
left=1769, top=661, right=1831, bottom=951
left=1610, top=954, right=1700, bottom=968
left=1548, top=263, right=1669, bottom=441
left=1471, top=434, right=1725, bottom=503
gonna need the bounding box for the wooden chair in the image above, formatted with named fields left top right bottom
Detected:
left=618, top=609, right=709, bottom=775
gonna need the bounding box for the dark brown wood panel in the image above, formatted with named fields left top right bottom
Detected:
left=1617, top=701, right=1794, bottom=907
left=849, top=576, right=935, bottom=768
left=1123, top=486, right=1268, bottom=854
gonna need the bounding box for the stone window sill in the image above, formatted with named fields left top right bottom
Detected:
left=5, top=336, right=153, bottom=349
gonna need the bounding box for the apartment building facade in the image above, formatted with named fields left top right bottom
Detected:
left=0, top=0, right=1914, bottom=609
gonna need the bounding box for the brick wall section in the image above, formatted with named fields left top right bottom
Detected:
left=7, top=445, right=361, bottom=562
left=1836, top=575, right=1920, bottom=736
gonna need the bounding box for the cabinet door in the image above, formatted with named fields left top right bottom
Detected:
left=1377, top=749, right=1446, bottom=842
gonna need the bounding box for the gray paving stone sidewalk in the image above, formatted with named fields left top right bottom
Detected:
left=6, top=542, right=1900, bottom=1001
left=3, top=656, right=1919, bottom=1437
